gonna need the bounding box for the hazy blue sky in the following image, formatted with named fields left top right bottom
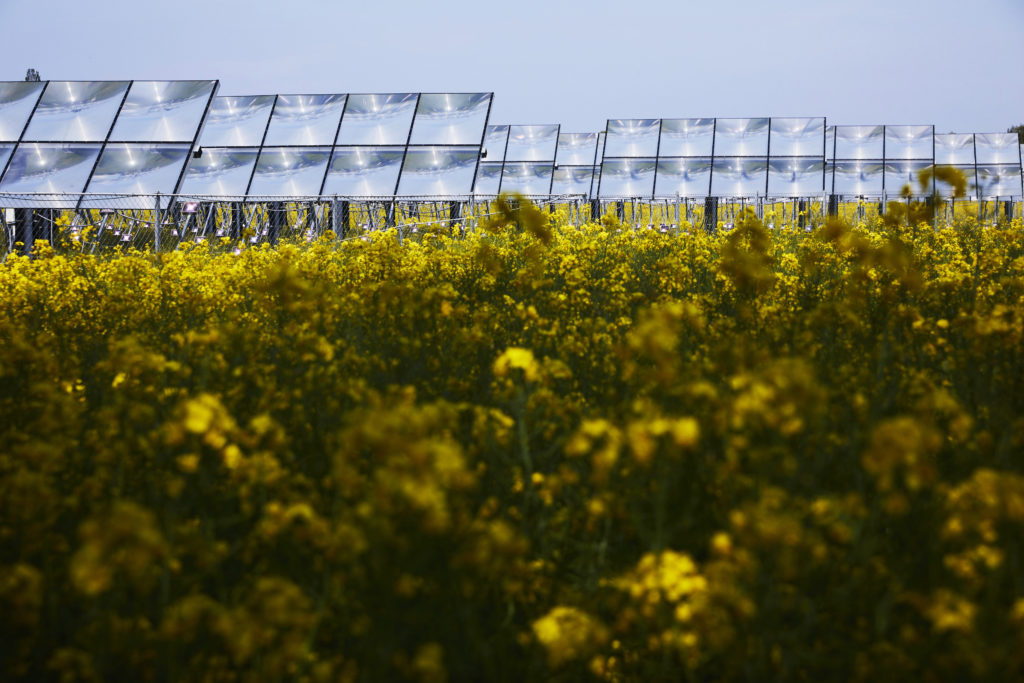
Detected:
left=3, top=0, right=1022, bottom=134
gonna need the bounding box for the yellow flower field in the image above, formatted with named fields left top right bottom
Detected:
left=1, top=200, right=1024, bottom=681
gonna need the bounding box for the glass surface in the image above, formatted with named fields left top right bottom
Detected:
left=483, top=125, right=509, bottom=161
left=710, top=157, right=768, bottom=196
left=0, top=143, right=13, bottom=178
left=199, top=96, right=274, bottom=146
left=500, top=162, right=553, bottom=195
left=0, top=81, right=44, bottom=141
left=767, top=158, right=825, bottom=196
left=179, top=148, right=259, bottom=196
left=834, top=125, right=884, bottom=159
left=831, top=161, right=884, bottom=195
left=504, top=125, right=558, bottom=161
left=247, top=147, right=331, bottom=197
left=658, top=119, right=714, bottom=157
left=713, top=118, right=769, bottom=157
left=397, top=146, right=479, bottom=195
left=474, top=162, right=503, bottom=195
left=0, top=143, right=101, bottom=204
left=556, top=133, right=598, bottom=165
left=826, top=126, right=835, bottom=161
left=977, top=164, right=1023, bottom=197
left=975, top=133, right=1020, bottom=164
left=408, top=93, right=491, bottom=145
left=884, top=125, right=933, bottom=160
left=551, top=166, right=594, bottom=196
left=322, top=147, right=404, bottom=197
left=934, top=134, right=975, bottom=165
left=597, top=158, right=656, bottom=198
left=769, top=118, right=825, bottom=157
left=22, top=81, right=128, bottom=142
left=936, top=165, right=977, bottom=198
left=109, top=81, right=216, bottom=142
left=604, top=119, right=660, bottom=158
left=654, top=157, right=712, bottom=198
left=263, top=95, right=346, bottom=146
left=336, top=93, right=417, bottom=145
left=883, top=161, right=933, bottom=196
left=86, top=143, right=191, bottom=200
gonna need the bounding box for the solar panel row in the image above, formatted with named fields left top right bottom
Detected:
left=1, top=81, right=1021, bottom=204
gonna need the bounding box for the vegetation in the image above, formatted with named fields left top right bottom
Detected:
left=2, top=196, right=1024, bottom=680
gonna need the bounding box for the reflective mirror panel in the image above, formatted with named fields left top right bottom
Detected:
left=86, top=144, right=192, bottom=201
left=934, top=134, right=975, bottom=165
left=884, top=125, right=933, bottom=160
left=483, top=125, right=509, bottom=161
left=109, top=81, right=216, bottom=142
left=336, top=93, right=417, bottom=146
left=936, top=166, right=977, bottom=198
left=22, top=81, right=128, bottom=142
left=551, top=166, right=594, bottom=196
left=556, top=133, right=598, bottom=165
left=826, top=126, right=835, bottom=161
left=179, top=148, right=259, bottom=196
left=975, top=133, right=1020, bottom=164
left=0, top=143, right=102, bottom=204
left=597, top=158, right=656, bottom=198
left=500, top=162, right=553, bottom=194
left=654, top=157, right=712, bottom=198
left=769, top=118, right=825, bottom=157
left=767, top=158, right=824, bottom=196
left=0, top=143, right=13, bottom=177
left=199, top=96, right=275, bottom=146
left=658, top=119, right=714, bottom=157
left=834, top=125, right=884, bottom=160
left=710, top=157, right=767, bottom=196
left=977, top=164, right=1023, bottom=197
left=712, top=118, right=769, bottom=157
left=474, top=162, right=503, bottom=195
left=397, top=146, right=479, bottom=195
left=408, top=93, right=491, bottom=145
left=504, top=125, right=558, bottom=162
left=831, top=161, right=884, bottom=195
left=0, top=82, right=44, bottom=141
left=883, top=161, right=933, bottom=196
left=262, top=95, right=346, bottom=146
left=322, top=147, right=405, bottom=197
left=604, top=119, right=660, bottom=158
left=247, top=147, right=331, bottom=196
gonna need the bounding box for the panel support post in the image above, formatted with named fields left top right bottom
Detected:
left=828, top=194, right=838, bottom=217
left=154, top=194, right=162, bottom=252
left=340, top=201, right=350, bottom=237
left=269, top=201, right=282, bottom=246
left=448, top=200, right=460, bottom=226
left=703, top=196, right=718, bottom=233
left=231, top=202, right=243, bottom=240
left=15, top=208, right=33, bottom=255
left=1004, top=200, right=1013, bottom=222
left=616, top=200, right=625, bottom=224
left=385, top=201, right=395, bottom=228
left=798, top=199, right=807, bottom=229
left=590, top=199, right=600, bottom=223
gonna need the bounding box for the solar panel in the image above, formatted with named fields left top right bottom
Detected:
left=473, top=161, right=503, bottom=195
left=769, top=118, right=825, bottom=157
left=658, top=119, right=714, bottom=157
left=108, top=81, right=216, bottom=142
left=884, top=160, right=933, bottom=196
left=711, top=157, right=767, bottom=197
left=0, top=143, right=102, bottom=206
left=0, top=143, right=13, bottom=176
left=408, top=93, right=491, bottom=145
left=198, top=96, right=274, bottom=146
left=604, top=119, right=660, bottom=158
left=483, top=125, right=509, bottom=162
left=22, top=81, right=128, bottom=142
left=935, top=133, right=975, bottom=165
left=322, top=147, right=405, bottom=197
left=654, top=158, right=712, bottom=198
left=831, top=161, right=884, bottom=195
left=500, top=161, right=553, bottom=194
left=884, top=125, right=933, bottom=160
left=834, top=125, right=884, bottom=160
left=975, top=133, right=1019, bottom=164
left=179, top=147, right=260, bottom=196
left=336, top=93, right=417, bottom=146
left=397, top=146, right=479, bottom=195
left=977, top=164, right=1022, bottom=197
left=85, top=143, right=192, bottom=207
left=598, top=158, right=656, bottom=198
left=505, top=125, right=558, bottom=162
left=248, top=147, right=331, bottom=196
left=713, top=118, right=769, bottom=157
left=551, top=166, right=594, bottom=196
left=768, top=158, right=824, bottom=196
left=0, top=82, right=45, bottom=141
left=263, top=95, right=346, bottom=146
